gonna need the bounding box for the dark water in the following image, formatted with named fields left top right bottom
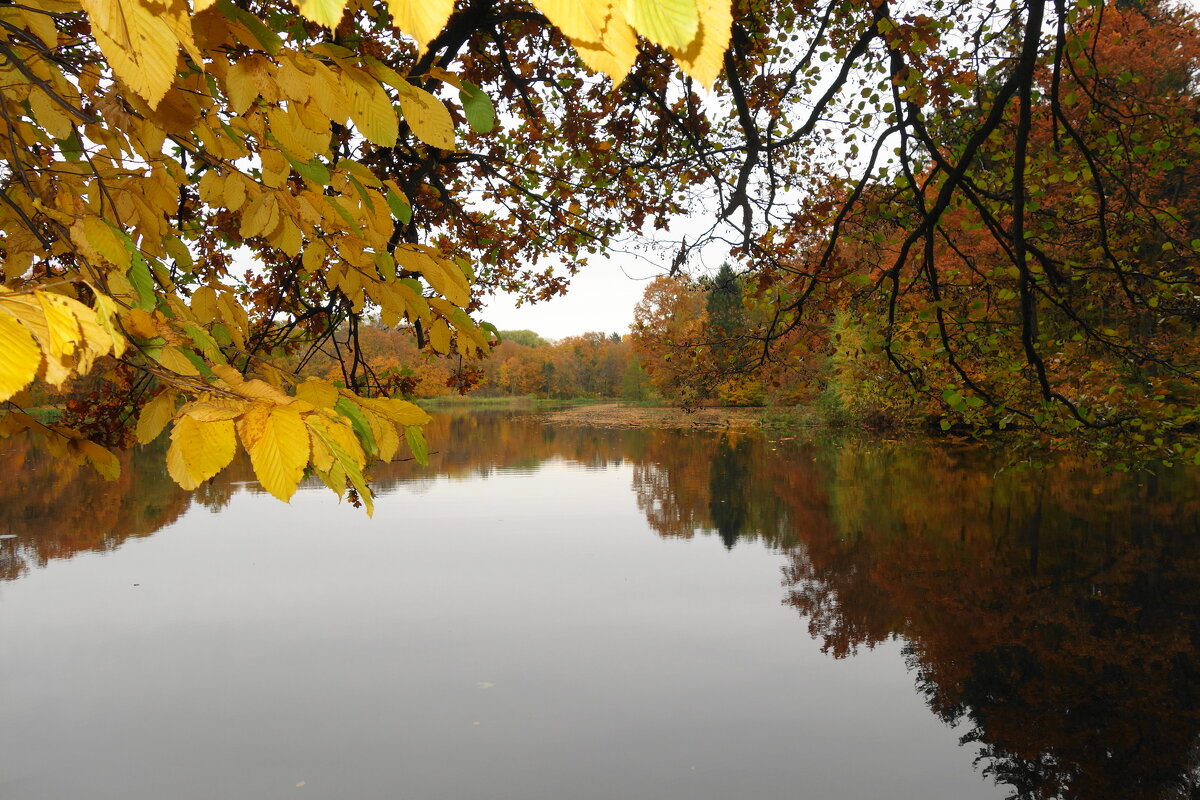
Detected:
left=2, top=410, right=1199, bottom=800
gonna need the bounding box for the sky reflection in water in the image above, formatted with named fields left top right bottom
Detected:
left=1, top=410, right=1197, bottom=800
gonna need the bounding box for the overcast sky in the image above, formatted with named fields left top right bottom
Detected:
left=477, top=254, right=661, bottom=341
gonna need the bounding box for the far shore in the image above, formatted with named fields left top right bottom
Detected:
left=538, top=402, right=767, bottom=430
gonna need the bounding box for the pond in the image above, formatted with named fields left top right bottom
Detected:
left=1, top=409, right=1198, bottom=800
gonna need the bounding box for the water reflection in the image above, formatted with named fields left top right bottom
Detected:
left=3, top=411, right=1200, bottom=799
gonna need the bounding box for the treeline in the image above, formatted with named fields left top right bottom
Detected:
left=294, top=324, right=645, bottom=401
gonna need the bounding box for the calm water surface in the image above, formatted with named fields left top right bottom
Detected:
left=1, top=410, right=1198, bottom=800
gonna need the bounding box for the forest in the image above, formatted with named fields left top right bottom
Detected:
left=0, top=0, right=1198, bottom=504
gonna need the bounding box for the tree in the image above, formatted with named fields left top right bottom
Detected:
left=0, top=0, right=732, bottom=509
left=669, top=0, right=1200, bottom=456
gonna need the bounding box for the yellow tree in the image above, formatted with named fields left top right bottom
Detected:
left=0, top=0, right=731, bottom=510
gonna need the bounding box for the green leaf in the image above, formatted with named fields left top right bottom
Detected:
left=217, top=0, right=282, bottom=53
left=458, top=81, right=495, bottom=134
left=282, top=152, right=331, bottom=186
left=405, top=425, right=428, bottom=465
left=58, top=129, right=84, bottom=161
left=374, top=251, right=396, bottom=280
left=129, top=253, right=156, bottom=311
left=386, top=188, right=412, bottom=224
left=183, top=323, right=226, bottom=363
left=335, top=397, right=378, bottom=458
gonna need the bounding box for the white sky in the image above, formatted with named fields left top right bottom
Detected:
left=477, top=254, right=661, bottom=341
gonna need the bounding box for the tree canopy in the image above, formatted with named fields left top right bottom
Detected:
left=0, top=0, right=735, bottom=509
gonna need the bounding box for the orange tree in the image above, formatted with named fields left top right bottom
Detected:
left=686, top=0, right=1200, bottom=457
left=0, top=0, right=735, bottom=509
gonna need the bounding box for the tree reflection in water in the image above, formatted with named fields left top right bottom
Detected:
left=3, top=411, right=1200, bottom=799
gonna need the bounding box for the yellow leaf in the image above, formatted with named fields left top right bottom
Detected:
left=154, top=345, right=201, bottom=376
left=295, top=378, right=338, bottom=408
left=79, top=217, right=132, bottom=269
left=234, top=378, right=293, bottom=404
left=240, top=193, right=280, bottom=239
left=20, top=8, right=58, bottom=49
left=191, top=285, right=219, bottom=323
left=429, top=317, right=451, bottom=353
left=81, top=0, right=180, bottom=107
left=296, top=0, right=346, bottom=29
left=0, top=311, right=41, bottom=402
left=29, top=86, right=72, bottom=139
left=247, top=404, right=310, bottom=501
left=665, top=0, right=731, bottom=87
left=278, top=57, right=312, bottom=102
left=136, top=389, right=176, bottom=444
left=35, top=291, right=83, bottom=360
left=167, top=415, right=236, bottom=489
left=531, top=0, right=611, bottom=43
left=383, top=0, right=453, bottom=50
left=623, top=0, right=698, bottom=50
left=365, top=407, right=400, bottom=461
left=569, top=12, right=637, bottom=80
left=78, top=439, right=120, bottom=480
left=309, top=63, right=350, bottom=125
left=225, top=64, right=257, bottom=115
left=308, top=422, right=335, bottom=472
left=232, top=402, right=272, bottom=456
left=121, top=307, right=158, bottom=338
left=181, top=395, right=249, bottom=422
left=224, top=173, right=247, bottom=212
left=306, top=414, right=372, bottom=513
left=261, top=148, right=290, bottom=189
left=345, top=69, right=399, bottom=147
left=91, top=290, right=128, bottom=358
left=395, top=83, right=454, bottom=150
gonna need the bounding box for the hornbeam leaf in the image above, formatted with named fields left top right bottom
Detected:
left=428, top=317, right=451, bottom=353
left=217, top=0, right=282, bottom=53
left=90, top=291, right=127, bottom=358
left=181, top=396, right=248, bottom=422
left=404, top=425, right=428, bottom=466
left=346, top=70, right=399, bottom=147
left=136, top=389, right=176, bottom=444
left=458, top=81, right=496, bottom=134
left=368, top=409, right=401, bottom=462
left=283, top=152, right=332, bottom=187
left=77, top=219, right=130, bottom=268
left=306, top=415, right=373, bottom=514
left=395, top=84, right=454, bottom=150
left=128, top=254, right=156, bottom=311
left=385, top=188, right=412, bottom=224
left=78, top=440, right=120, bottom=481
left=334, top=397, right=378, bottom=458
left=0, top=312, right=41, bottom=402
left=167, top=415, right=236, bottom=489
left=623, top=0, right=699, bottom=49
left=81, top=0, right=180, bottom=107
left=35, top=292, right=83, bottom=360
left=383, top=0, right=454, bottom=51
left=665, top=0, right=731, bottom=87
left=295, top=378, right=338, bottom=408
left=296, top=0, right=347, bottom=29
left=358, top=396, right=431, bottom=427
left=570, top=13, right=638, bottom=81
left=531, top=0, right=612, bottom=42
left=247, top=405, right=310, bottom=502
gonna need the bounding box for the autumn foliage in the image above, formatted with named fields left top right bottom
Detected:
left=0, top=0, right=734, bottom=506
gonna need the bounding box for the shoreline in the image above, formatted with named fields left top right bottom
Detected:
left=537, top=402, right=768, bottom=430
